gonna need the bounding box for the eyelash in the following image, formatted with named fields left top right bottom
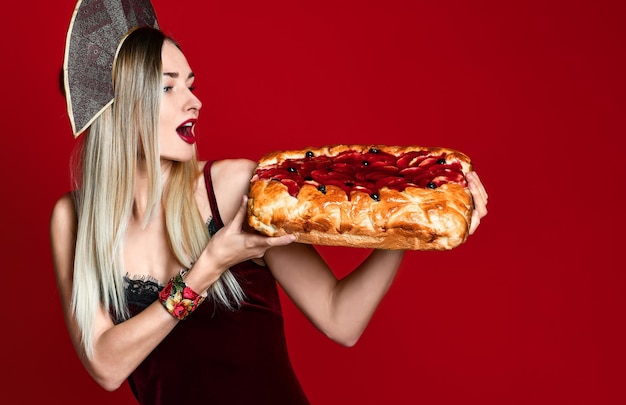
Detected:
left=163, top=86, right=196, bottom=93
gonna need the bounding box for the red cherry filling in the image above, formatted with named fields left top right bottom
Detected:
left=257, top=149, right=467, bottom=199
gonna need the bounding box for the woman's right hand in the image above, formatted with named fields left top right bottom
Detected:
left=185, top=195, right=295, bottom=292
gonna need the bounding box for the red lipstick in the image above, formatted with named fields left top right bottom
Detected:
left=176, top=119, right=197, bottom=144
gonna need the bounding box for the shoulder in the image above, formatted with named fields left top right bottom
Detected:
left=50, top=192, right=78, bottom=279
left=198, top=159, right=258, bottom=223
left=199, top=158, right=257, bottom=189
left=50, top=192, right=77, bottom=232
left=206, top=158, right=257, bottom=178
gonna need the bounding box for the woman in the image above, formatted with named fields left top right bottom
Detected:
left=51, top=26, right=488, bottom=404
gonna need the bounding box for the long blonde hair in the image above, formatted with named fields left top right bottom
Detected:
left=71, top=27, right=243, bottom=358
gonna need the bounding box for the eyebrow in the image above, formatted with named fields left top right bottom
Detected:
left=163, top=72, right=195, bottom=79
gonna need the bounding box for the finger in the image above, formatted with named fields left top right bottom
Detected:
left=475, top=198, right=488, bottom=218
left=471, top=188, right=488, bottom=219
left=228, top=195, right=249, bottom=229
left=468, top=173, right=488, bottom=211
left=267, top=233, right=297, bottom=247
left=469, top=172, right=488, bottom=202
left=469, top=210, right=481, bottom=235
left=247, top=232, right=296, bottom=248
left=239, top=233, right=296, bottom=261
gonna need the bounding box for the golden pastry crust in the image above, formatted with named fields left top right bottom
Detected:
left=247, top=144, right=474, bottom=250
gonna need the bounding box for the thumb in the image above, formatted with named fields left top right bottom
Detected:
left=230, top=194, right=249, bottom=228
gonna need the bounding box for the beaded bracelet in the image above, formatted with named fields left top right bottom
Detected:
left=158, top=270, right=206, bottom=320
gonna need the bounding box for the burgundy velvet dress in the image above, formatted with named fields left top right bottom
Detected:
left=123, top=161, right=310, bottom=405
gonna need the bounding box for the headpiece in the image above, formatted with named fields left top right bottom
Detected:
left=63, top=0, right=159, bottom=137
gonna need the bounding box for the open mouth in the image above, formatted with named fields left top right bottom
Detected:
left=176, top=121, right=196, bottom=144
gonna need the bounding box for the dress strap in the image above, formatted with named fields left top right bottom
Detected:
left=203, top=161, right=224, bottom=228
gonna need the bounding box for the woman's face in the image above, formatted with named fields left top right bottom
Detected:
left=159, top=40, right=202, bottom=162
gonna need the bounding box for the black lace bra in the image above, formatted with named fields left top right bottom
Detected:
left=122, top=218, right=217, bottom=313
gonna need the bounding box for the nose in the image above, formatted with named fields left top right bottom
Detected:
left=186, top=90, right=202, bottom=112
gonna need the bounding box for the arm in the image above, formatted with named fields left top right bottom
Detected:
left=50, top=186, right=294, bottom=390
left=206, top=159, right=390, bottom=345
left=266, top=243, right=404, bottom=347
left=50, top=193, right=179, bottom=391
left=201, top=162, right=488, bottom=347
left=264, top=171, right=489, bottom=347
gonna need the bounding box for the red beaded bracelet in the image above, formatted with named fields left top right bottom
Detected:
left=158, top=270, right=206, bottom=320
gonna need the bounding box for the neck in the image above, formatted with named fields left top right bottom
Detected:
left=131, top=159, right=160, bottom=221
left=132, top=170, right=152, bottom=222
left=132, top=158, right=177, bottom=221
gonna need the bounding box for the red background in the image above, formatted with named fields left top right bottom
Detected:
left=1, top=0, right=625, bottom=404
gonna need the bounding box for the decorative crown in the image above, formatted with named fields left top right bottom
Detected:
left=63, top=0, right=159, bottom=137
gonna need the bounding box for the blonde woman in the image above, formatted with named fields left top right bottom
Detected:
left=51, top=24, right=488, bottom=405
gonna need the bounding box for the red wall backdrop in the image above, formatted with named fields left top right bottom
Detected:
left=1, top=0, right=624, bottom=404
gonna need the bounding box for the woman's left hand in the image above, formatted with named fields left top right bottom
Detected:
left=466, top=171, right=489, bottom=235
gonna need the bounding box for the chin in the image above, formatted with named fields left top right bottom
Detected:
left=160, top=152, right=195, bottom=163
left=160, top=139, right=196, bottom=162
